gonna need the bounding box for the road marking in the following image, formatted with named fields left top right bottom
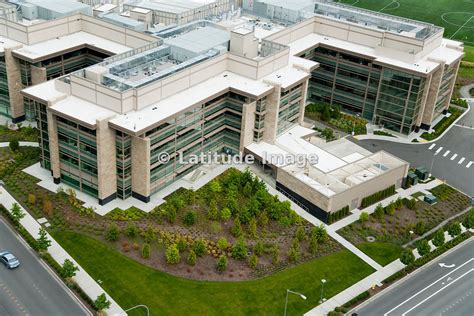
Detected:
left=383, top=258, right=474, bottom=316
left=443, top=150, right=451, bottom=157
left=429, top=143, right=436, bottom=150
left=400, top=269, right=473, bottom=316
left=435, top=147, right=443, bottom=154
left=450, top=15, right=474, bottom=39
left=451, top=154, right=458, bottom=161
left=467, top=161, right=473, bottom=168
left=458, top=157, right=465, bottom=164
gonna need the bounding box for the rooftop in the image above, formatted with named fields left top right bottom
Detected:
left=124, top=0, right=217, bottom=14
left=163, top=25, right=230, bottom=54
left=12, top=31, right=132, bottom=62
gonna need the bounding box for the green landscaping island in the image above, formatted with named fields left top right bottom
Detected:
left=356, top=242, right=404, bottom=266
left=53, top=231, right=374, bottom=316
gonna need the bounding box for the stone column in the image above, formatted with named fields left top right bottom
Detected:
left=298, top=79, right=309, bottom=125
left=443, top=60, right=462, bottom=112
left=421, top=64, right=444, bottom=130
left=239, top=101, right=256, bottom=150
left=46, top=110, right=61, bottom=183
left=96, top=117, right=117, bottom=205
left=131, top=136, right=151, bottom=202
left=4, top=46, right=24, bottom=122
left=31, top=65, right=47, bottom=85
left=262, top=85, right=280, bottom=144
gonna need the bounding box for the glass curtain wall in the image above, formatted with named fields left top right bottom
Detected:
left=0, top=56, right=10, bottom=117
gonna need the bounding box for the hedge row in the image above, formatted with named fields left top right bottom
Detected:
left=421, top=107, right=463, bottom=141
left=360, top=185, right=396, bottom=208
left=0, top=205, right=96, bottom=311
left=451, top=98, right=468, bottom=108
left=327, top=205, right=349, bottom=224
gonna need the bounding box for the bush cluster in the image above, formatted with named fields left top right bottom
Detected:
left=327, top=205, right=349, bottom=224
left=360, top=185, right=396, bottom=208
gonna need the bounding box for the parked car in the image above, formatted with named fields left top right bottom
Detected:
left=0, top=251, right=20, bottom=269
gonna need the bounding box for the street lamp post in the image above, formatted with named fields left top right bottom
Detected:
left=429, top=151, right=438, bottom=177
left=284, top=289, right=307, bottom=316
left=125, top=304, right=150, bottom=316
left=319, top=279, right=327, bottom=304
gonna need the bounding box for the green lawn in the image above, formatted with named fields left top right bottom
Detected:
left=53, top=231, right=374, bottom=316
left=357, top=242, right=405, bottom=266
left=339, top=0, right=474, bottom=62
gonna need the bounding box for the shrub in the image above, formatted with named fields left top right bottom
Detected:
left=217, top=237, right=229, bottom=250
left=220, top=207, right=232, bottom=221
left=417, top=240, right=431, bottom=257
left=312, top=224, right=328, bottom=243
left=37, top=227, right=51, bottom=251
left=462, top=210, right=474, bottom=229
left=385, top=203, right=396, bottom=215
left=143, top=226, right=156, bottom=243
left=374, top=203, right=384, bottom=219
left=207, top=200, right=219, bottom=221
left=27, top=193, right=36, bottom=206
left=231, top=218, right=243, bottom=237
left=254, top=241, right=264, bottom=257
left=125, top=222, right=139, bottom=237
left=432, top=229, right=445, bottom=247
left=61, top=259, right=78, bottom=279
left=94, top=293, right=111, bottom=311
left=165, top=244, right=181, bottom=264
left=105, top=224, right=120, bottom=242
left=10, top=203, right=25, bottom=224
left=406, top=198, right=417, bottom=210
left=295, top=226, right=306, bottom=241
left=309, top=234, right=318, bottom=255
left=447, top=222, right=462, bottom=237
left=187, top=249, right=197, bottom=266
left=232, top=238, right=248, bottom=260
left=271, top=246, right=280, bottom=265
left=141, top=243, right=151, bottom=259
left=400, top=249, right=415, bottom=265
left=257, top=211, right=269, bottom=227
left=9, top=138, right=19, bottom=152
left=165, top=206, right=177, bottom=223
left=216, top=255, right=227, bottom=272
left=248, top=254, right=258, bottom=269
left=192, top=239, right=206, bottom=257
left=183, top=211, right=197, bottom=226
left=287, top=239, right=300, bottom=262
left=248, top=218, right=258, bottom=239
left=359, top=212, right=369, bottom=222
left=394, top=197, right=403, bottom=209
left=414, top=221, right=426, bottom=235
left=360, top=185, right=396, bottom=208
left=176, top=237, right=188, bottom=253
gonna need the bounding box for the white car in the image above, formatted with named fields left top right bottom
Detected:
left=0, top=251, right=20, bottom=269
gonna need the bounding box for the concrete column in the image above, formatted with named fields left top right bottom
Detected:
left=262, top=85, right=280, bottom=144
left=4, top=46, right=24, bottom=122
left=415, top=74, right=432, bottom=128
left=46, top=110, right=61, bottom=182
left=96, top=118, right=117, bottom=205
left=443, top=60, right=462, bottom=112
left=239, top=101, right=256, bottom=150
left=131, top=136, right=151, bottom=202
left=31, top=65, right=47, bottom=85
left=421, top=64, right=444, bottom=129
left=298, top=79, right=309, bottom=125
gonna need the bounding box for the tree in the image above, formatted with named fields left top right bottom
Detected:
left=309, top=234, right=318, bottom=255
left=165, top=206, right=177, bottom=223
left=10, top=203, right=25, bottom=224
left=248, top=218, right=258, bottom=239
left=217, top=237, right=229, bottom=251
left=295, top=226, right=306, bottom=242
left=165, top=244, right=181, bottom=264
left=105, top=223, right=120, bottom=242
left=254, top=241, right=264, bottom=257
left=413, top=221, right=426, bottom=235
left=183, top=211, right=197, bottom=226
left=287, top=239, right=300, bottom=262
left=400, top=249, right=415, bottom=265
left=271, top=246, right=279, bottom=265
left=385, top=202, right=396, bottom=216
left=394, top=197, right=403, bottom=209
left=141, top=243, right=151, bottom=259
left=321, top=104, right=331, bottom=122
left=359, top=212, right=369, bottom=222
left=37, top=227, right=51, bottom=251
left=207, top=200, right=219, bottom=220
left=257, top=211, right=269, bottom=227
left=447, top=222, right=462, bottom=237
left=407, top=198, right=417, bottom=210
left=231, top=218, right=243, bottom=237
left=187, top=249, right=197, bottom=266
left=432, top=229, right=445, bottom=247
left=232, top=238, right=248, bottom=260
left=61, top=259, right=78, bottom=279
left=321, top=128, right=333, bottom=141
left=248, top=254, right=258, bottom=269
left=216, top=255, right=227, bottom=272
left=374, top=203, right=385, bottom=219
left=417, top=239, right=431, bottom=257
left=220, top=207, right=232, bottom=221
left=192, top=239, right=206, bottom=257
left=209, top=180, right=222, bottom=194
left=125, top=222, right=139, bottom=237
left=462, top=211, right=474, bottom=229
left=9, top=138, right=19, bottom=152
left=312, top=224, right=328, bottom=243
left=94, top=293, right=111, bottom=311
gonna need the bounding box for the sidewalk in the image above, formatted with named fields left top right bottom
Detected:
left=0, top=141, right=39, bottom=148
left=0, top=186, right=125, bottom=316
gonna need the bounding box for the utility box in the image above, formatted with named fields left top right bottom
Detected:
left=406, top=172, right=419, bottom=187
left=415, top=167, right=429, bottom=181
left=424, top=194, right=437, bottom=204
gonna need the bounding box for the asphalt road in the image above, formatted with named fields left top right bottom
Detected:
left=352, top=237, right=474, bottom=316
left=351, top=102, right=474, bottom=197
left=0, top=219, right=89, bottom=316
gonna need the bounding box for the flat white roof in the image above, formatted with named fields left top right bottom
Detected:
left=22, top=80, right=65, bottom=103
left=263, top=66, right=310, bottom=90
left=233, top=27, right=253, bottom=35
left=341, top=152, right=365, bottom=163
left=94, top=4, right=117, bottom=12
left=126, top=0, right=216, bottom=14
left=0, top=36, right=21, bottom=54
left=13, top=31, right=132, bottom=61
left=50, top=96, right=116, bottom=127
left=109, top=71, right=274, bottom=133
left=132, top=7, right=151, bottom=14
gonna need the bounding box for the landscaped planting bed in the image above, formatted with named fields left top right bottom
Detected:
left=0, top=125, right=38, bottom=142
left=338, top=184, right=470, bottom=248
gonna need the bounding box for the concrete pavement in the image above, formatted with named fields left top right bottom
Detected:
left=0, top=219, right=89, bottom=316
left=352, top=237, right=474, bottom=316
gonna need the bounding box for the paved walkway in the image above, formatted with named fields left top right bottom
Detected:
left=0, top=141, right=39, bottom=148
left=0, top=186, right=125, bottom=316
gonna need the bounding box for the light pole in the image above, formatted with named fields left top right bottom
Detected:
left=319, top=279, right=327, bottom=304
left=429, top=150, right=438, bottom=177
left=125, top=304, right=150, bottom=316
left=284, top=289, right=307, bottom=316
